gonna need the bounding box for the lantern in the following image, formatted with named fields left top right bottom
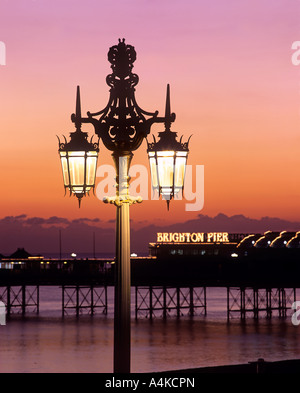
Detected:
left=58, top=87, right=99, bottom=207
left=147, top=85, right=190, bottom=209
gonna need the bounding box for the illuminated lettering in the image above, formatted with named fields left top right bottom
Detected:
left=179, top=233, right=185, bottom=242
left=223, top=232, right=229, bottom=242
left=207, top=233, right=214, bottom=242
left=197, top=233, right=204, bottom=242
left=191, top=233, right=204, bottom=242
left=156, top=232, right=230, bottom=243
left=157, top=233, right=163, bottom=242
left=217, top=233, right=223, bottom=242
left=172, top=233, right=179, bottom=242
left=191, top=233, right=197, bottom=242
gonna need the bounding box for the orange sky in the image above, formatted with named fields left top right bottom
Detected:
left=0, top=0, right=300, bottom=227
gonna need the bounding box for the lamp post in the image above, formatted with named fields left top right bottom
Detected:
left=147, top=84, right=191, bottom=210
left=57, top=86, right=100, bottom=208
left=58, top=38, right=190, bottom=373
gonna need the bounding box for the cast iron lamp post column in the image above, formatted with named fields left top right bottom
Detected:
left=58, top=38, right=190, bottom=373
left=110, top=151, right=133, bottom=373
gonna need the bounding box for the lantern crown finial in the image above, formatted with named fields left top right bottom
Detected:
left=147, top=85, right=191, bottom=209
left=165, top=84, right=172, bottom=131
left=58, top=86, right=100, bottom=207
left=75, top=85, right=82, bottom=130
left=107, top=38, right=136, bottom=79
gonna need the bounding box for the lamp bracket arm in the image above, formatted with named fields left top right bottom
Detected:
left=86, top=93, right=114, bottom=118
left=151, top=113, right=176, bottom=125
left=130, top=93, right=159, bottom=118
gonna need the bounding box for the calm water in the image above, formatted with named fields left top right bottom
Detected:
left=0, top=287, right=300, bottom=373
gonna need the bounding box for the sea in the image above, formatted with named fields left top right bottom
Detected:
left=1, top=284, right=300, bottom=373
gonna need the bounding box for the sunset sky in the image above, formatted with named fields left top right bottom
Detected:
left=0, top=0, right=300, bottom=230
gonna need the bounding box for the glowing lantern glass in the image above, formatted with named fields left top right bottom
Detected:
left=147, top=131, right=189, bottom=208
left=147, top=86, right=190, bottom=208
left=58, top=87, right=99, bottom=207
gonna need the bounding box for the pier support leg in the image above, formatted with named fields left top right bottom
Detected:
left=62, top=285, right=107, bottom=316
left=189, top=287, right=194, bottom=317
left=163, top=286, right=167, bottom=319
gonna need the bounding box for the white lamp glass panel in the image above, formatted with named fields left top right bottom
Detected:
left=73, top=186, right=91, bottom=193
left=161, top=187, right=172, bottom=196
left=60, top=156, right=70, bottom=186
left=174, top=155, right=187, bottom=188
left=149, top=156, right=158, bottom=188
left=68, top=151, right=85, bottom=157
left=176, top=151, right=187, bottom=157
left=157, top=151, right=175, bottom=157
left=68, top=153, right=85, bottom=186
left=157, top=151, right=175, bottom=188
left=86, top=156, right=97, bottom=186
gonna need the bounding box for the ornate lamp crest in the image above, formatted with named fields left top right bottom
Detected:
left=147, top=85, right=191, bottom=209
left=58, top=39, right=191, bottom=209
left=80, top=38, right=167, bottom=153
left=58, top=87, right=99, bottom=207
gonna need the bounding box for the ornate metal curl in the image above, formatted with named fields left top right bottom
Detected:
left=103, top=195, right=143, bottom=207
left=73, top=38, right=174, bottom=154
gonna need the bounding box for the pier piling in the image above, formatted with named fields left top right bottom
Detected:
left=227, top=287, right=296, bottom=320
left=135, top=286, right=207, bottom=319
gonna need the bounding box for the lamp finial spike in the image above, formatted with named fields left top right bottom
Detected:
left=165, top=84, right=171, bottom=130
left=75, top=85, right=82, bottom=130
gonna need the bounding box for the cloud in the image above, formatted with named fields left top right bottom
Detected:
left=130, top=213, right=300, bottom=253
left=71, top=218, right=101, bottom=225
left=24, top=217, right=47, bottom=226
left=0, top=213, right=299, bottom=257
left=0, top=215, right=27, bottom=224
left=46, top=216, right=70, bottom=225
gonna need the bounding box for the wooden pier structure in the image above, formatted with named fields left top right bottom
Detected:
left=0, top=285, right=40, bottom=316
left=226, top=287, right=296, bottom=320
left=135, top=286, right=207, bottom=319
left=62, top=285, right=108, bottom=317
left=0, top=239, right=300, bottom=320
left=0, top=281, right=297, bottom=320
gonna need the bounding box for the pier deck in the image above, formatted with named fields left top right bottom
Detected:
left=0, top=250, right=299, bottom=319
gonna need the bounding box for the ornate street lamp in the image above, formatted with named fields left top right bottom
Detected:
left=58, top=86, right=99, bottom=207
left=57, top=38, right=190, bottom=373
left=147, top=84, right=191, bottom=209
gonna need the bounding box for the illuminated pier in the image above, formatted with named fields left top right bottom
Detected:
left=0, top=231, right=299, bottom=319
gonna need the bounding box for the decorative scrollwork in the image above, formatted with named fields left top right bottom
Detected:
left=103, top=195, right=143, bottom=206
left=108, top=38, right=136, bottom=79
left=72, top=39, right=174, bottom=154
left=57, top=135, right=67, bottom=151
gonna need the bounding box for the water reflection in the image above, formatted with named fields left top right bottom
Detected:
left=0, top=286, right=300, bottom=373
left=132, top=317, right=300, bottom=372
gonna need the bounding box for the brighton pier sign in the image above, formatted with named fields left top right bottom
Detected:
left=157, top=232, right=230, bottom=244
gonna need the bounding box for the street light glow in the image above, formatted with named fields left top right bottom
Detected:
left=57, top=39, right=190, bottom=373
